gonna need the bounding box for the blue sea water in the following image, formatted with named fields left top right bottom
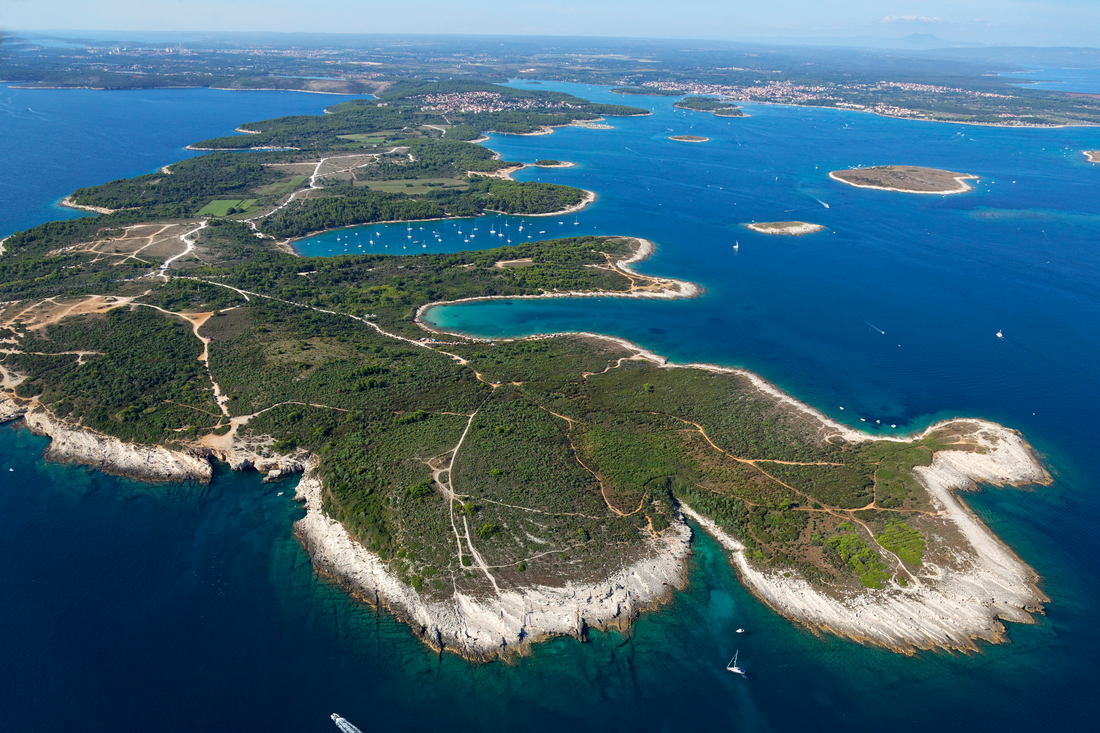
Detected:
left=0, top=86, right=361, bottom=239
left=3, top=83, right=1100, bottom=731
left=1000, top=67, right=1100, bottom=94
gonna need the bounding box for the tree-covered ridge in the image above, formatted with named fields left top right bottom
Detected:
left=40, top=101, right=593, bottom=245
left=7, top=308, right=218, bottom=443
left=373, top=139, right=511, bottom=178
left=197, top=228, right=632, bottom=335
left=191, top=103, right=428, bottom=150
left=612, top=87, right=686, bottom=96
left=69, top=153, right=286, bottom=213
left=189, top=81, right=646, bottom=150
left=259, top=179, right=585, bottom=239
left=674, top=96, right=744, bottom=116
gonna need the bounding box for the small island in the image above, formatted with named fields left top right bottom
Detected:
left=670, top=135, right=709, bottom=143
left=532, top=159, right=574, bottom=168
left=611, top=87, right=685, bottom=96
left=1085, top=151, right=1100, bottom=163
left=674, top=96, right=745, bottom=117
left=830, top=166, right=977, bottom=194
left=747, top=221, right=826, bottom=236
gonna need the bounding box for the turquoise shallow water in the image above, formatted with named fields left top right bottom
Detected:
left=3, top=82, right=1100, bottom=731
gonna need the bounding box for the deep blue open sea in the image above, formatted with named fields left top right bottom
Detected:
left=3, top=80, right=1100, bottom=732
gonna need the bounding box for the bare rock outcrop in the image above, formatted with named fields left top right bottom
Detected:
left=203, top=443, right=306, bottom=482
left=21, top=406, right=212, bottom=483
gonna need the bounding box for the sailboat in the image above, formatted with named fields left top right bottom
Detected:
left=727, top=650, right=747, bottom=677
left=733, top=241, right=739, bottom=250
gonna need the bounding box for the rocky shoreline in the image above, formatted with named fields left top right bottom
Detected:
left=293, top=464, right=692, bottom=660
left=683, top=420, right=1049, bottom=653
left=0, top=394, right=305, bottom=485
left=3, top=386, right=693, bottom=661
left=412, top=305, right=1054, bottom=654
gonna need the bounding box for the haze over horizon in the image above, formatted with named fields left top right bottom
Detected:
left=1, top=0, right=1098, bottom=49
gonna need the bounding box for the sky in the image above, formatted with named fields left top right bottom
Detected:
left=0, top=0, right=1097, bottom=48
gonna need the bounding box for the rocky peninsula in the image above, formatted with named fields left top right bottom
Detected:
left=0, top=82, right=1052, bottom=662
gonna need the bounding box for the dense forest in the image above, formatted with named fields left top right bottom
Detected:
left=259, top=180, right=584, bottom=239
left=70, top=153, right=286, bottom=213
left=673, top=96, right=745, bottom=116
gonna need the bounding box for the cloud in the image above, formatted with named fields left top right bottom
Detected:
left=881, top=15, right=944, bottom=24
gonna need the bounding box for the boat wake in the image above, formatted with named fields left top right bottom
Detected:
left=998, top=331, right=1100, bottom=387
left=332, top=714, right=364, bottom=733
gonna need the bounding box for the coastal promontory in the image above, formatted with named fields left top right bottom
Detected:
left=1085, top=151, right=1100, bottom=163
left=830, top=165, right=977, bottom=194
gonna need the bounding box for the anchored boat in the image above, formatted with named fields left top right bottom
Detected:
left=727, top=650, right=747, bottom=677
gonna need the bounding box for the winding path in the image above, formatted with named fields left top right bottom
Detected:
left=158, top=221, right=207, bottom=276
